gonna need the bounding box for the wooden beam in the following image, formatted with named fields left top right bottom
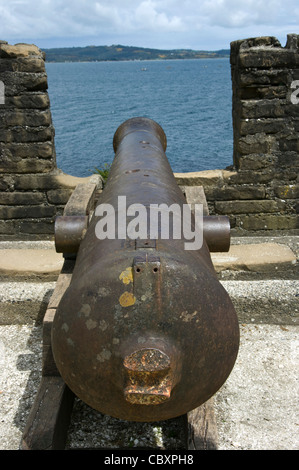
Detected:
left=181, top=185, right=209, bottom=216
left=21, top=376, right=75, bottom=450
left=187, top=398, right=219, bottom=450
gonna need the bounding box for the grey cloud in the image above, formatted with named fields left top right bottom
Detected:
left=0, top=0, right=297, bottom=48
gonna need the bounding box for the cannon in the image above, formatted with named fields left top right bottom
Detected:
left=51, top=117, right=239, bottom=423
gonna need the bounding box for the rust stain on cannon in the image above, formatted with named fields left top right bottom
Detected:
left=51, top=117, right=239, bottom=422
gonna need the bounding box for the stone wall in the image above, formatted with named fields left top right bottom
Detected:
left=0, top=41, right=101, bottom=239
left=0, top=37, right=298, bottom=239
left=176, top=35, right=299, bottom=235
left=229, top=34, right=299, bottom=233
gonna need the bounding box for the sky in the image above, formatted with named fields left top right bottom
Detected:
left=0, top=0, right=298, bottom=51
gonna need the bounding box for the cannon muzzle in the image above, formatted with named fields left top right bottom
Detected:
left=51, top=117, right=239, bottom=422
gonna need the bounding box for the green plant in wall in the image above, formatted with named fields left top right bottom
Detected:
left=92, top=163, right=111, bottom=183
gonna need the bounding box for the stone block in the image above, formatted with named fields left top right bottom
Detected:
left=274, top=184, right=299, bottom=199
left=204, top=184, right=266, bottom=201
left=0, top=191, right=46, bottom=205
left=18, top=219, right=55, bottom=235
left=0, top=204, right=56, bottom=219
left=0, top=217, right=54, bottom=238
left=0, top=125, right=54, bottom=143
left=0, top=125, right=53, bottom=143
left=272, top=168, right=299, bottom=183
left=0, top=142, right=53, bottom=159
left=0, top=43, right=43, bottom=58
left=0, top=248, right=63, bottom=276
left=231, top=37, right=282, bottom=63
left=174, top=170, right=228, bottom=186
left=238, top=118, right=284, bottom=136
left=14, top=172, right=100, bottom=190
left=238, top=69, right=289, bottom=87
left=238, top=49, right=299, bottom=69
left=0, top=180, right=10, bottom=191
left=239, top=214, right=299, bottom=230
left=238, top=154, right=278, bottom=170
left=286, top=33, right=299, bottom=50
left=46, top=189, right=74, bottom=204
left=238, top=86, right=287, bottom=100
left=0, top=57, right=45, bottom=73
left=276, top=151, right=299, bottom=168
left=215, top=199, right=286, bottom=215
left=211, top=242, right=296, bottom=272
left=1, top=71, right=48, bottom=95
left=0, top=171, right=12, bottom=188
left=236, top=133, right=278, bottom=155
left=0, top=156, right=55, bottom=173
left=240, top=99, right=286, bottom=119
left=0, top=219, right=16, bottom=234
left=1, top=110, right=52, bottom=127
left=240, top=36, right=282, bottom=49
left=3, top=93, right=50, bottom=109
left=279, top=138, right=299, bottom=152
left=174, top=170, right=222, bottom=186
left=12, top=57, right=45, bottom=73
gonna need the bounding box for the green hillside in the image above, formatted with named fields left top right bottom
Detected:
left=43, top=44, right=230, bottom=62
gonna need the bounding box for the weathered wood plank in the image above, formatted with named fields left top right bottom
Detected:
left=43, top=308, right=56, bottom=345
left=21, top=376, right=75, bottom=450
left=181, top=185, right=209, bottom=216
left=43, top=264, right=73, bottom=375
left=63, top=182, right=97, bottom=216
left=187, top=398, right=218, bottom=450
left=42, top=344, right=60, bottom=376
left=47, top=272, right=72, bottom=310
left=42, top=308, right=59, bottom=376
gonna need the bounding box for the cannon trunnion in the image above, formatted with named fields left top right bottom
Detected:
left=51, top=118, right=239, bottom=423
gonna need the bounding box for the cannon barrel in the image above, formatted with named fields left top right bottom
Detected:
left=51, top=117, right=239, bottom=422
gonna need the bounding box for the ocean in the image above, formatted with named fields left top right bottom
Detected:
left=46, top=58, right=233, bottom=177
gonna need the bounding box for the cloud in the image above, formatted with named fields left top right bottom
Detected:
left=0, top=0, right=184, bottom=37
left=134, top=1, right=183, bottom=31
left=0, top=0, right=297, bottom=49
left=199, top=0, right=297, bottom=28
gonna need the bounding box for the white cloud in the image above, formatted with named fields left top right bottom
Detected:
left=199, top=0, right=279, bottom=28
left=0, top=0, right=184, bottom=38
left=134, top=1, right=183, bottom=31
left=0, top=0, right=297, bottom=49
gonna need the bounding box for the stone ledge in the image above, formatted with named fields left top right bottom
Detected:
left=0, top=240, right=296, bottom=280
left=0, top=43, right=44, bottom=58
left=212, top=242, right=297, bottom=272
left=13, top=171, right=103, bottom=190
left=0, top=247, right=63, bottom=279
left=174, top=169, right=236, bottom=186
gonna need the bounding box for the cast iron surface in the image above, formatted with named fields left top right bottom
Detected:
left=52, top=117, right=239, bottom=422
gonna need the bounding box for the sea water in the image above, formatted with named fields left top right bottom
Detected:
left=46, top=58, right=233, bottom=177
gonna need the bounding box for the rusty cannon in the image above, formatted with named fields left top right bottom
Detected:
left=51, top=117, right=239, bottom=423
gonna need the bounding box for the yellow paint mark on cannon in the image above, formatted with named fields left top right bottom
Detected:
left=119, top=291, right=136, bottom=307
left=119, top=267, right=133, bottom=285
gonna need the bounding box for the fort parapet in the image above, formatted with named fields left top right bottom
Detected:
left=176, top=34, right=299, bottom=234
left=0, top=36, right=298, bottom=239
left=0, top=41, right=101, bottom=239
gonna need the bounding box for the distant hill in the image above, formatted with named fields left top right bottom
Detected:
left=43, top=44, right=230, bottom=62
